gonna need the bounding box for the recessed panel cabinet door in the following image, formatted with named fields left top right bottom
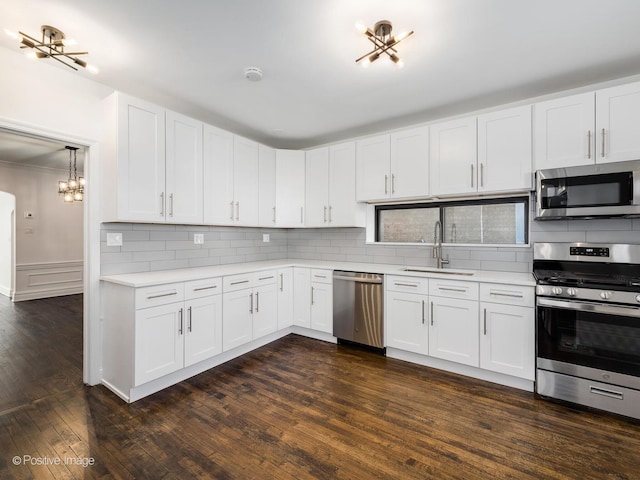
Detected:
left=596, top=81, right=640, bottom=163
left=292, top=267, right=311, bottom=328
left=390, top=126, right=429, bottom=198
left=184, top=295, right=222, bottom=367
left=135, top=303, right=184, bottom=386
left=329, top=141, right=365, bottom=227
left=429, top=297, right=479, bottom=367
left=386, top=291, right=429, bottom=355
left=430, top=116, right=477, bottom=195
left=356, top=134, right=391, bottom=201
left=233, top=136, right=260, bottom=226
left=275, top=150, right=306, bottom=227
left=305, top=147, right=330, bottom=227
left=165, top=111, right=203, bottom=224
left=258, top=145, right=277, bottom=227
left=310, top=281, right=333, bottom=334
left=203, top=124, right=235, bottom=225
left=253, top=283, right=278, bottom=339
left=222, top=289, right=253, bottom=352
left=277, top=268, right=294, bottom=329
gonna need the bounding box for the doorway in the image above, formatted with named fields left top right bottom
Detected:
left=0, top=191, right=15, bottom=298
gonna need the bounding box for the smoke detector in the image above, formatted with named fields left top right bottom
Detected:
left=244, top=67, right=263, bottom=81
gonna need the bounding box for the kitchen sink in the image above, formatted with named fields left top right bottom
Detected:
left=401, top=267, right=475, bottom=276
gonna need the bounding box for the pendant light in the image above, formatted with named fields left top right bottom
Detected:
left=58, top=146, right=84, bottom=203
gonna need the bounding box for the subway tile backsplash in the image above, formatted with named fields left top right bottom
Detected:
left=100, top=218, right=640, bottom=276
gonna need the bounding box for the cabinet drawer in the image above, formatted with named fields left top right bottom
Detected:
left=184, top=277, right=222, bottom=300
left=135, top=283, right=185, bottom=309
left=255, top=270, right=278, bottom=287
left=386, top=275, right=429, bottom=295
left=310, top=269, right=332, bottom=284
left=429, top=279, right=478, bottom=300
left=480, top=283, right=534, bottom=307
left=223, top=273, right=254, bottom=292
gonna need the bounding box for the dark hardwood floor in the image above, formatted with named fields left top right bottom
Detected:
left=1, top=294, right=640, bottom=479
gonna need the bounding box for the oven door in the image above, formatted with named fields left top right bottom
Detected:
left=537, top=297, right=640, bottom=385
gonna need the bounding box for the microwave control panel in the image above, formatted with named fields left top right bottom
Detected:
left=569, top=246, right=610, bottom=257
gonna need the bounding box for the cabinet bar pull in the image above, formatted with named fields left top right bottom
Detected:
left=483, top=308, right=487, bottom=335
left=230, top=280, right=250, bottom=285
left=480, top=163, right=484, bottom=188
left=329, top=206, right=333, bottom=223
left=146, top=291, right=177, bottom=300
left=391, top=174, right=396, bottom=194
left=422, top=300, right=425, bottom=324
left=169, top=193, right=174, bottom=217
left=179, top=308, right=183, bottom=335
left=256, top=292, right=259, bottom=312
left=587, top=130, right=592, bottom=159
left=601, top=128, right=605, bottom=158
left=489, top=291, right=523, bottom=298
left=438, top=287, right=467, bottom=293
left=430, top=301, right=434, bottom=325
left=589, top=386, right=623, bottom=400
left=272, top=206, right=276, bottom=223
left=230, top=201, right=234, bottom=220
left=313, top=274, right=326, bottom=279
left=394, top=282, right=418, bottom=288
left=236, top=201, right=240, bottom=221
left=470, top=164, right=474, bottom=188
left=311, top=286, right=315, bottom=305
left=249, top=293, right=253, bottom=314
left=300, top=207, right=304, bottom=224
left=160, top=192, right=165, bottom=216
left=384, top=174, right=388, bottom=195
left=280, top=273, right=284, bottom=291
left=259, top=276, right=274, bottom=281
left=188, top=306, right=192, bottom=332
left=324, top=206, right=328, bottom=223
left=193, top=285, right=217, bottom=292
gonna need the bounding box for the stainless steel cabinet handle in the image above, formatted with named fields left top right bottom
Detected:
left=236, top=201, right=240, bottom=221
left=230, top=280, right=250, bottom=286
left=249, top=293, right=253, bottom=314
left=324, top=206, right=327, bottom=223
left=480, top=163, right=484, bottom=188
left=256, top=292, right=259, bottom=312
left=160, top=192, right=165, bottom=216
left=169, top=193, right=174, bottom=217
left=601, top=128, right=605, bottom=158
left=587, top=130, right=592, bottom=159
left=311, top=286, right=315, bottom=305
left=394, top=282, right=418, bottom=288
left=272, top=206, right=276, bottom=223
left=178, top=308, right=183, bottom=335
left=438, top=287, right=467, bottom=293
left=430, top=301, right=434, bottom=325
left=490, top=291, right=523, bottom=298
left=229, top=201, right=234, bottom=220
left=391, top=174, right=396, bottom=194
left=146, top=291, right=177, bottom=300
left=259, top=276, right=274, bottom=281
left=280, top=273, right=284, bottom=292
left=470, top=164, right=474, bottom=188
left=384, top=174, right=388, bottom=195
left=193, top=285, right=217, bottom=292
left=483, top=308, right=487, bottom=335
left=300, top=207, right=304, bottom=224
left=329, top=206, right=333, bottom=223
left=422, top=300, right=425, bottom=324
left=188, top=306, right=192, bottom=332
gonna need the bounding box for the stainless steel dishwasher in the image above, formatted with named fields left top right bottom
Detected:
left=333, top=271, right=384, bottom=350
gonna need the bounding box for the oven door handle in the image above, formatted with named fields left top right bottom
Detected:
left=537, top=297, right=640, bottom=318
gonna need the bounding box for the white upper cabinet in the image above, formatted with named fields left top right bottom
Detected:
left=477, top=105, right=532, bottom=192
left=203, top=124, right=234, bottom=225
left=306, top=142, right=365, bottom=227
left=533, top=92, right=595, bottom=170
left=357, top=128, right=429, bottom=202
left=390, top=126, right=430, bottom=199
left=275, top=149, right=305, bottom=227
left=165, top=111, right=203, bottom=224
left=595, top=81, right=640, bottom=163
left=258, top=144, right=277, bottom=227
left=232, top=136, right=260, bottom=226
left=430, top=116, right=478, bottom=195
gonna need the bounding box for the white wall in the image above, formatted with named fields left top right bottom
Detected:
left=0, top=191, right=15, bottom=297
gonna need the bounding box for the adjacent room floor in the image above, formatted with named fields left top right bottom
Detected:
left=1, top=294, right=639, bottom=479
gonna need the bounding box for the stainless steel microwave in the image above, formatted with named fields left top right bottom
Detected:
left=535, top=160, right=640, bottom=219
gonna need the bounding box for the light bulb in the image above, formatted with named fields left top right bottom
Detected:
left=25, top=51, right=37, bottom=60
left=74, top=192, right=83, bottom=201
left=86, top=64, right=99, bottom=74
left=58, top=181, right=68, bottom=192
left=79, top=177, right=85, bottom=186
left=361, top=57, right=371, bottom=68
left=355, top=22, right=367, bottom=33
left=61, top=38, right=78, bottom=46
left=64, top=193, right=73, bottom=203
left=69, top=179, right=78, bottom=189
left=395, top=31, right=410, bottom=42
left=4, top=29, right=19, bottom=40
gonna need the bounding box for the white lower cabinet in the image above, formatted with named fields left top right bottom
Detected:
left=429, top=296, right=479, bottom=367
left=385, top=275, right=430, bottom=355
left=292, top=267, right=333, bottom=333
left=277, top=268, right=294, bottom=329
left=310, top=274, right=333, bottom=334
left=222, top=288, right=254, bottom=351
left=292, top=267, right=311, bottom=328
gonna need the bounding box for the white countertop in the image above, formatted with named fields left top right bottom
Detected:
left=101, top=259, right=536, bottom=288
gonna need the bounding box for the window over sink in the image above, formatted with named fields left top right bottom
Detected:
left=375, top=196, right=529, bottom=245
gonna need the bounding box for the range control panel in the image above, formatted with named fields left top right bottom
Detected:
left=569, top=246, right=610, bottom=257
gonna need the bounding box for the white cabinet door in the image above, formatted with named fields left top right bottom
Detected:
left=292, top=267, right=311, bottom=328
left=165, top=111, right=203, bottom=224
left=430, top=116, right=477, bottom=195
left=135, top=303, right=184, bottom=385
left=275, top=149, right=306, bottom=227
left=386, top=291, right=429, bottom=355
left=533, top=92, right=595, bottom=170
left=277, top=268, right=294, bottom=329
left=477, top=105, right=532, bottom=192
left=596, top=81, right=640, bottom=163
left=390, top=126, right=429, bottom=198
left=233, top=136, right=260, bottom=226
left=480, top=303, right=534, bottom=380
left=305, top=147, right=330, bottom=227
left=258, top=144, right=277, bottom=227
left=116, top=94, right=166, bottom=222
left=310, top=281, right=333, bottom=334
left=329, top=141, right=365, bottom=227
left=253, top=283, right=278, bottom=339
left=356, top=134, right=391, bottom=201
left=429, top=297, right=479, bottom=367
left=203, top=124, right=235, bottom=225
left=184, top=295, right=222, bottom=367
left=222, top=289, right=253, bottom=351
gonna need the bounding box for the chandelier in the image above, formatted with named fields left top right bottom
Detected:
left=8, top=25, right=98, bottom=73
left=355, top=20, right=414, bottom=68
left=58, top=146, right=85, bottom=203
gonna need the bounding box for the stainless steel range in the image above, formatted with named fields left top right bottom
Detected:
left=533, top=242, right=640, bottom=419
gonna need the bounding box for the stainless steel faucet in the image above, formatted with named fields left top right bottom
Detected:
left=432, top=220, right=449, bottom=269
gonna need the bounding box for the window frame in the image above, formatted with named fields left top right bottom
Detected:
left=374, top=196, right=529, bottom=246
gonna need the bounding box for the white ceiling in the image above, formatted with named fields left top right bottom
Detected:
left=2, top=0, right=640, bottom=150
left=0, top=130, right=84, bottom=173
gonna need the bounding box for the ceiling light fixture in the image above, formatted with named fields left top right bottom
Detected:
left=58, top=146, right=85, bottom=203
left=10, top=25, right=98, bottom=73
left=355, top=20, right=413, bottom=68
